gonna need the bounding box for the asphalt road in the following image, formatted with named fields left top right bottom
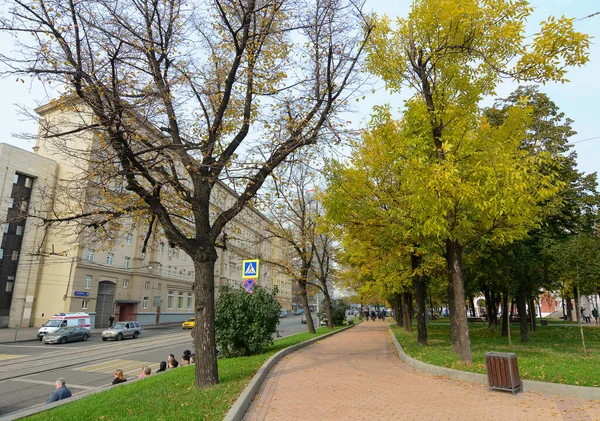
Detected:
left=0, top=315, right=316, bottom=416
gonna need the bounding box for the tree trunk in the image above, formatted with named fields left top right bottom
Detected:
left=529, top=296, right=536, bottom=331
left=401, top=292, right=413, bottom=333
left=411, top=253, right=427, bottom=346
left=446, top=239, right=472, bottom=363
left=566, top=295, right=573, bottom=322
left=323, top=292, right=334, bottom=329
left=573, top=286, right=581, bottom=324
left=516, top=288, right=529, bottom=343
left=501, top=291, right=509, bottom=337
left=299, top=280, right=315, bottom=333
left=469, top=295, right=476, bottom=317
left=392, top=292, right=402, bottom=326
left=447, top=275, right=458, bottom=351
left=192, top=249, right=219, bottom=388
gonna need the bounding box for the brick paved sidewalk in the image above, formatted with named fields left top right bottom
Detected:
left=243, top=320, right=600, bottom=421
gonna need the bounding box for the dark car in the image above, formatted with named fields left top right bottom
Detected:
left=43, top=326, right=91, bottom=344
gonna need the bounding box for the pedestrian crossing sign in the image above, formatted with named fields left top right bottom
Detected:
left=242, top=259, right=260, bottom=279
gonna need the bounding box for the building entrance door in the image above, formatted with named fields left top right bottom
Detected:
left=95, top=281, right=115, bottom=328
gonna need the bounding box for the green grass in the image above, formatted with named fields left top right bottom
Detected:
left=26, top=326, right=344, bottom=421
left=391, top=321, right=600, bottom=387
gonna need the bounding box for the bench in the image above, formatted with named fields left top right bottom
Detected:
left=467, top=316, right=486, bottom=323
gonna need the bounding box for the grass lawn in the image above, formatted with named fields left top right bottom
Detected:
left=391, top=321, right=600, bottom=387
left=26, top=326, right=344, bottom=421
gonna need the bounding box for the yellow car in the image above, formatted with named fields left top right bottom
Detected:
left=182, top=318, right=195, bottom=329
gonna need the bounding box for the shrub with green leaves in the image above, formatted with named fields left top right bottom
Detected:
left=319, top=298, right=349, bottom=326
left=215, top=286, right=281, bottom=357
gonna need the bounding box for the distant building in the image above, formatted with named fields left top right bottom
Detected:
left=1, top=103, right=291, bottom=328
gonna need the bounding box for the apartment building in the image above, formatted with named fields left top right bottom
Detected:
left=0, top=143, right=58, bottom=328
left=1, top=103, right=291, bottom=329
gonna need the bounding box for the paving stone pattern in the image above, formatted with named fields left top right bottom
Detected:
left=243, top=321, right=600, bottom=421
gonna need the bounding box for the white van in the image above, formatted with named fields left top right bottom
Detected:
left=37, top=312, right=91, bottom=340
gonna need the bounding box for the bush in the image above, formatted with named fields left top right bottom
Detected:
left=215, top=286, right=281, bottom=357
left=318, top=298, right=349, bottom=327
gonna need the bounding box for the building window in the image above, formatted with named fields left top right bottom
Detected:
left=106, top=252, right=114, bottom=265
left=158, top=242, right=164, bottom=254
left=126, top=233, right=133, bottom=245
left=6, top=281, right=13, bottom=292
left=158, top=283, right=161, bottom=291
left=13, top=174, right=18, bottom=184
left=187, top=293, right=192, bottom=309
left=87, top=249, right=95, bottom=262
left=180, top=270, right=185, bottom=280
left=178, top=292, right=184, bottom=309
left=144, top=281, right=150, bottom=290
left=157, top=263, right=162, bottom=275
left=122, top=279, right=129, bottom=288
left=16, top=225, right=24, bottom=236
left=85, top=275, right=92, bottom=290
left=20, top=201, right=28, bottom=211
left=4, top=224, right=9, bottom=233
left=188, top=271, right=193, bottom=281
left=24, top=177, right=32, bottom=188
left=143, top=297, right=148, bottom=309
left=82, top=300, right=89, bottom=310
left=0, top=249, right=3, bottom=259
left=124, top=256, right=131, bottom=268
left=8, top=198, right=13, bottom=208
left=168, top=247, right=172, bottom=257
left=167, top=266, right=171, bottom=276
left=167, top=290, right=174, bottom=309
left=11, top=251, right=19, bottom=261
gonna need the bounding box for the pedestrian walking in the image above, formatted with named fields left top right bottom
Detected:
left=108, top=315, right=115, bottom=328
left=364, top=309, right=370, bottom=321
left=592, top=308, right=599, bottom=325
left=381, top=308, right=387, bottom=321
left=47, top=378, right=72, bottom=403
left=370, top=310, right=376, bottom=321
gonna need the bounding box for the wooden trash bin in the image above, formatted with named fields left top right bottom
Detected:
left=485, top=352, right=522, bottom=394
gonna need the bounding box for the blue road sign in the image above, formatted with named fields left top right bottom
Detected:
left=74, top=291, right=89, bottom=297
left=242, top=259, right=260, bottom=279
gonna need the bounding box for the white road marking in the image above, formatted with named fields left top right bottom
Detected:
left=13, top=378, right=96, bottom=390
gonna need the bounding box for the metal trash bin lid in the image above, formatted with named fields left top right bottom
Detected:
left=485, top=351, right=517, bottom=358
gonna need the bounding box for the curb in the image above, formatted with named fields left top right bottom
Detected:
left=223, top=324, right=356, bottom=421
left=387, top=324, right=600, bottom=400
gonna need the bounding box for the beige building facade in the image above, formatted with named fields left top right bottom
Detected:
left=2, top=104, right=291, bottom=329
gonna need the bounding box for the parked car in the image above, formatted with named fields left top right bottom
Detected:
left=43, top=326, right=91, bottom=344
left=293, top=308, right=304, bottom=315
left=182, top=318, right=195, bottom=329
left=102, top=321, right=142, bottom=341
left=279, top=310, right=288, bottom=318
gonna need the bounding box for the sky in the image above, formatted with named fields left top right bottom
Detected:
left=0, top=0, right=598, bottom=176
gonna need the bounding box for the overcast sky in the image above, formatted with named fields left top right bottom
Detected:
left=0, top=1, right=598, bottom=176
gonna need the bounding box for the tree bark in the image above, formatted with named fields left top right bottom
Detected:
left=566, top=295, right=573, bottom=322
left=401, top=292, right=413, bottom=333
left=299, top=280, right=315, bottom=333
left=323, top=292, right=334, bottom=329
left=469, top=295, right=476, bottom=317
left=411, top=253, right=427, bottom=346
left=192, top=248, right=219, bottom=388
left=392, top=292, right=402, bottom=326
left=447, top=275, right=458, bottom=351
left=529, top=296, right=537, bottom=331
left=516, top=287, right=529, bottom=343
left=573, top=286, right=581, bottom=324
left=446, top=239, right=472, bottom=363
left=501, top=291, right=509, bottom=337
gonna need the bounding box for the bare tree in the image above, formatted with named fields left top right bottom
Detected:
left=0, top=0, right=371, bottom=387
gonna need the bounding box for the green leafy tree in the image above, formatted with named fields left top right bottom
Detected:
left=366, top=0, right=589, bottom=363
left=215, top=286, right=281, bottom=357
